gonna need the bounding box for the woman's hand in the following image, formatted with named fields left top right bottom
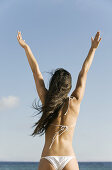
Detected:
left=17, top=31, right=27, bottom=48
left=91, top=31, right=102, bottom=49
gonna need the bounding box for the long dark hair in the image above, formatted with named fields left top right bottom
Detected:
left=31, top=68, right=72, bottom=137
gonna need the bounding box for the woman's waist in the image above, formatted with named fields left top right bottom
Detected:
left=41, top=139, right=75, bottom=157
left=41, top=147, right=75, bottom=157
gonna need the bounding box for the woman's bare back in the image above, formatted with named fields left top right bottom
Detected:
left=41, top=96, right=80, bottom=157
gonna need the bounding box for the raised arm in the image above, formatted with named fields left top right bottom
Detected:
left=71, top=31, right=102, bottom=103
left=17, top=31, right=48, bottom=105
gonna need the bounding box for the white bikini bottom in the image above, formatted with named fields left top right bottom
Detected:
left=40, top=155, right=75, bottom=170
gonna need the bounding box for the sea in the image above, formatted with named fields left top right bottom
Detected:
left=0, top=161, right=112, bottom=170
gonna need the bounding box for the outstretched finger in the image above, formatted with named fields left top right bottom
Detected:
left=97, top=37, right=102, bottom=46
left=91, top=37, right=94, bottom=42
left=18, top=32, right=20, bottom=38
left=18, top=31, right=21, bottom=37
left=19, top=32, right=22, bottom=39
left=94, top=31, right=100, bottom=40
left=99, top=37, right=102, bottom=43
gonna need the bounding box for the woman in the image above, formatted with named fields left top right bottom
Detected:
left=17, top=31, right=102, bottom=170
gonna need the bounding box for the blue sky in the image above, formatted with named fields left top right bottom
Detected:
left=0, top=0, right=112, bottom=162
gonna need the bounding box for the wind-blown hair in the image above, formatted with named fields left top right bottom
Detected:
left=31, top=68, right=72, bottom=137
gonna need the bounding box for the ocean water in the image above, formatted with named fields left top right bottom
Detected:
left=0, top=161, right=112, bottom=170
